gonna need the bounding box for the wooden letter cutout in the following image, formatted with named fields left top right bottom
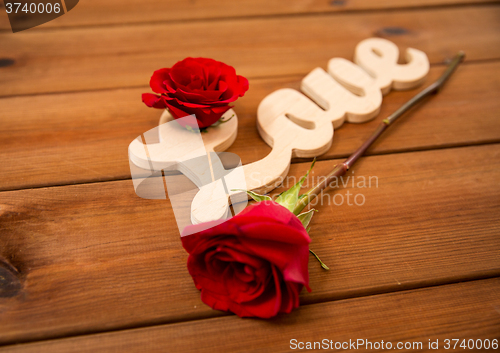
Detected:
left=129, top=38, right=430, bottom=225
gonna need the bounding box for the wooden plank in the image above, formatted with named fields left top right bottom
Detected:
left=0, top=144, right=499, bottom=344
left=1, top=279, right=498, bottom=352
left=1, top=61, right=499, bottom=191
left=0, top=0, right=497, bottom=30
left=0, top=6, right=499, bottom=97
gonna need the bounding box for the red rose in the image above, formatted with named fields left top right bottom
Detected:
left=181, top=200, right=311, bottom=319
left=142, top=57, right=249, bottom=128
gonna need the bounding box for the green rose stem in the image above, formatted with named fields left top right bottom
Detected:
left=293, top=51, right=465, bottom=216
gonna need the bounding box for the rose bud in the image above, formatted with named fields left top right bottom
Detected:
left=142, top=57, right=249, bottom=129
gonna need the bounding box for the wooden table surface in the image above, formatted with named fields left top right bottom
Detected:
left=1, top=1, right=499, bottom=352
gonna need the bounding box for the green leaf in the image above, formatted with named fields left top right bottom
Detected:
left=275, top=159, right=316, bottom=214
left=232, top=189, right=272, bottom=202
left=297, top=209, right=317, bottom=229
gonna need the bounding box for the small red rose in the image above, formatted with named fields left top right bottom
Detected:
left=142, top=57, right=249, bottom=128
left=181, top=200, right=311, bottom=319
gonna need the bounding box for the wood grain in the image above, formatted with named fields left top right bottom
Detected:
left=0, top=0, right=496, bottom=30
left=0, top=279, right=498, bottom=352
left=0, top=6, right=499, bottom=97
left=0, top=144, right=499, bottom=344
left=1, top=61, right=499, bottom=191
left=0, top=0, right=498, bottom=350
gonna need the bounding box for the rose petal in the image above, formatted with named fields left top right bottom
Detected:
left=142, top=93, right=167, bottom=109
left=149, top=68, right=173, bottom=94
left=176, top=88, right=223, bottom=104
left=232, top=265, right=282, bottom=318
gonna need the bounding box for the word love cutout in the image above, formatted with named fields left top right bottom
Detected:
left=129, top=38, right=429, bottom=225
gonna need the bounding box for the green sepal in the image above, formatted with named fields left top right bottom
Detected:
left=185, top=125, right=208, bottom=134
left=232, top=189, right=272, bottom=202
left=310, top=249, right=330, bottom=270
left=211, top=114, right=235, bottom=127
left=275, top=159, right=316, bottom=214
left=297, top=208, right=317, bottom=229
